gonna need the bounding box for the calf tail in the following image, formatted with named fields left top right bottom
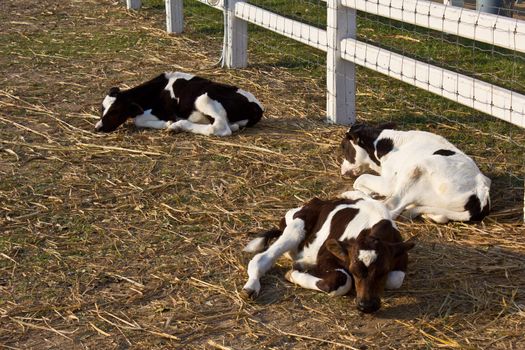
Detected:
left=243, top=229, right=283, bottom=253
left=469, top=174, right=491, bottom=221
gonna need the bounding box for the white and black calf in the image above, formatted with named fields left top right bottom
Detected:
left=95, top=72, right=264, bottom=136
left=340, top=123, right=491, bottom=223
left=242, top=191, right=415, bottom=313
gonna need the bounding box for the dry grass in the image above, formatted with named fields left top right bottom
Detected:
left=1, top=0, right=524, bottom=349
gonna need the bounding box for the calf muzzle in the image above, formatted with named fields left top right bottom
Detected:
left=357, top=297, right=381, bottom=313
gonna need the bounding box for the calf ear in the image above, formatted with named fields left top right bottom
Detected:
left=108, top=87, right=120, bottom=97
left=129, top=103, right=144, bottom=117
left=346, top=123, right=366, bottom=142
left=345, top=129, right=359, bottom=143
left=326, top=239, right=349, bottom=262
left=391, top=241, right=416, bottom=258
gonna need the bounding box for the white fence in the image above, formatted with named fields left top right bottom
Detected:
left=126, top=0, right=525, bottom=129
left=127, top=0, right=524, bottom=219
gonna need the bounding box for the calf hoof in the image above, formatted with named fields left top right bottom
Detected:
left=241, top=288, right=258, bottom=300
left=422, top=213, right=449, bottom=224
left=339, top=190, right=366, bottom=200
left=284, top=270, right=294, bottom=282
left=167, top=121, right=184, bottom=133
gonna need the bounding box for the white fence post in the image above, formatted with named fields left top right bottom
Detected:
left=327, top=0, right=356, bottom=125
left=443, top=0, right=465, bottom=6
left=126, top=0, right=141, bottom=10
left=166, top=0, right=184, bottom=33
left=222, top=0, right=248, bottom=68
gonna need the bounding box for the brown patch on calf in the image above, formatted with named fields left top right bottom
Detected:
left=410, top=166, right=423, bottom=181
left=293, top=198, right=361, bottom=251
left=341, top=137, right=357, bottom=164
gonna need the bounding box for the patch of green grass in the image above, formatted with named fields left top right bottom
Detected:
left=1, top=29, right=171, bottom=61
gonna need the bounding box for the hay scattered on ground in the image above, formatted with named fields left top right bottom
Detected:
left=1, top=0, right=524, bottom=349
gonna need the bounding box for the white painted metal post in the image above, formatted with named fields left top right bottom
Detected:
left=222, top=0, right=248, bottom=68
left=443, top=0, right=465, bottom=7
left=166, top=0, right=184, bottom=34
left=126, top=0, right=141, bottom=10
left=327, top=0, right=356, bottom=125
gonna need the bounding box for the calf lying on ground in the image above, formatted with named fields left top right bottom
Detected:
left=95, top=72, right=264, bottom=136
left=340, top=123, right=491, bottom=223
left=242, top=191, right=415, bottom=313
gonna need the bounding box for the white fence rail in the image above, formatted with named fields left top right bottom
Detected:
left=341, top=0, right=525, bottom=53
left=341, top=38, right=525, bottom=127
left=235, top=2, right=328, bottom=52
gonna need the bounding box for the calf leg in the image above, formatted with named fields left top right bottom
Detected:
left=229, top=123, right=240, bottom=132
left=388, top=195, right=415, bottom=219
left=402, top=207, right=448, bottom=223
left=242, top=218, right=305, bottom=298
left=402, top=205, right=471, bottom=223
left=385, top=271, right=406, bottom=289
left=168, top=120, right=227, bottom=136
left=169, top=94, right=232, bottom=136
left=134, top=111, right=171, bottom=129
left=339, top=190, right=367, bottom=200
left=353, top=174, right=392, bottom=197
left=285, top=269, right=352, bottom=296
left=386, top=251, right=408, bottom=290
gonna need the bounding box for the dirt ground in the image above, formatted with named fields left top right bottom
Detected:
left=1, top=0, right=524, bottom=349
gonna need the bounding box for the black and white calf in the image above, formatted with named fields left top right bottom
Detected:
left=95, top=72, right=264, bottom=136
left=242, top=191, right=415, bottom=313
left=341, top=123, right=491, bottom=223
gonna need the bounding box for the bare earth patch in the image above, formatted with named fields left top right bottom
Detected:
left=1, top=0, right=524, bottom=349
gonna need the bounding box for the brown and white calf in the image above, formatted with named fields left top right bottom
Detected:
left=242, top=191, right=415, bottom=313
left=95, top=72, right=263, bottom=136
left=341, top=123, right=491, bottom=223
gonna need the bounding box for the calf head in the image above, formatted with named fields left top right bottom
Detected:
left=340, top=123, right=396, bottom=176
left=326, top=235, right=414, bottom=313
left=95, top=87, right=144, bottom=132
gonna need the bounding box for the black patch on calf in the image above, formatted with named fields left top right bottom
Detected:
left=346, top=124, right=387, bottom=166
left=375, top=138, right=394, bottom=159
left=464, top=194, right=490, bottom=221
left=108, top=87, right=120, bottom=96
left=172, top=76, right=263, bottom=126
left=433, top=149, right=456, bottom=156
